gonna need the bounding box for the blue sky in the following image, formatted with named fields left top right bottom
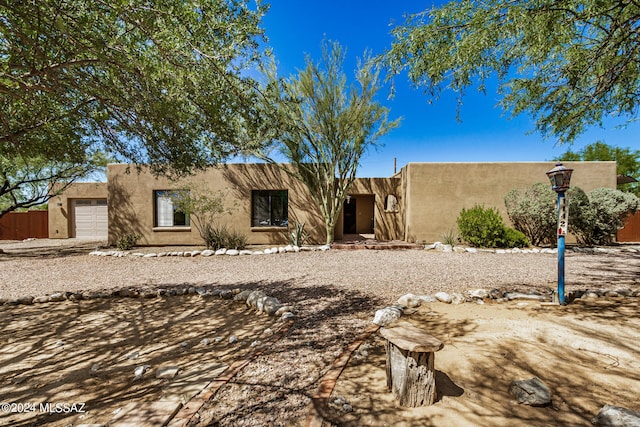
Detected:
left=260, top=0, right=640, bottom=177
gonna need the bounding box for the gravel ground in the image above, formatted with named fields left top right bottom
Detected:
left=1, top=239, right=639, bottom=426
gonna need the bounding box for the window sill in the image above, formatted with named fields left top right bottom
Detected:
left=251, top=226, right=287, bottom=232
left=152, top=226, right=192, bottom=232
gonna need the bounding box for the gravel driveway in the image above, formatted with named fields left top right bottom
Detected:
left=1, top=239, right=638, bottom=426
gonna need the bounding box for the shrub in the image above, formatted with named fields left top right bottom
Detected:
left=570, top=187, right=640, bottom=245
left=116, top=233, right=141, bottom=251
left=283, top=220, right=310, bottom=247
left=504, top=183, right=557, bottom=246
left=503, top=227, right=529, bottom=248
left=441, top=228, right=459, bottom=246
left=202, top=224, right=247, bottom=250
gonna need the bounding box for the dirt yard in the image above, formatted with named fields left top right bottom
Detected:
left=325, top=298, right=640, bottom=426
left=0, top=239, right=638, bottom=426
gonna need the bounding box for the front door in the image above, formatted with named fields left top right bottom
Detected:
left=343, top=199, right=357, bottom=234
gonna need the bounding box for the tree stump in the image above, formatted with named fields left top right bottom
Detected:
left=380, top=322, right=444, bottom=407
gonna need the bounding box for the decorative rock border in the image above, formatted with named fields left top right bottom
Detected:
left=0, top=285, right=297, bottom=322
left=88, top=244, right=331, bottom=259
left=373, top=288, right=640, bottom=327
left=424, top=242, right=640, bottom=254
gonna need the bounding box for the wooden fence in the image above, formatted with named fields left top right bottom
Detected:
left=0, top=210, right=49, bottom=240
left=617, top=211, right=640, bottom=243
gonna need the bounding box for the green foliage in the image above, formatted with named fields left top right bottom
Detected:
left=1, top=151, right=109, bottom=218
left=383, top=0, right=640, bottom=143
left=441, top=228, right=459, bottom=246
left=569, top=187, right=640, bottom=245
left=203, top=225, right=247, bottom=250
left=504, top=183, right=557, bottom=246
left=283, top=221, right=310, bottom=247
left=503, top=227, right=530, bottom=248
left=116, top=233, right=141, bottom=251
left=457, top=205, right=528, bottom=248
left=1, top=0, right=270, bottom=195
left=263, top=40, right=400, bottom=244
left=169, top=184, right=236, bottom=249
left=557, top=142, right=640, bottom=196
left=457, top=205, right=529, bottom=248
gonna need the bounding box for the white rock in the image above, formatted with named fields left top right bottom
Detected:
left=256, top=296, right=280, bottom=314
left=280, top=312, right=296, bottom=320
left=252, top=250, right=265, bottom=255
left=293, top=245, right=300, bottom=252
left=451, top=293, right=465, bottom=304
left=143, top=253, right=157, bottom=258
left=496, top=249, right=507, bottom=254
left=453, top=246, right=466, bottom=253
left=239, top=250, right=253, bottom=256
left=468, top=289, right=489, bottom=299
left=132, top=252, right=145, bottom=257
left=226, top=249, right=239, bottom=256
left=285, top=245, right=294, bottom=252
left=200, top=338, right=211, bottom=345
left=263, top=248, right=272, bottom=254
left=214, top=248, right=227, bottom=255
left=201, top=249, right=214, bottom=257
left=228, top=335, right=238, bottom=344
left=397, top=293, right=422, bottom=308
left=465, top=247, right=478, bottom=253
left=246, top=290, right=267, bottom=308
left=271, top=247, right=279, bottom=254
left=278, top=247, right=286, bottom=254
left=319, top=244, right=331, bottom=251
left=418, top=295, right=437, bottom=303
left=191, top=250, right=201, bottom=257
left=372, top=306, right=403, bottom=326
left=441, top=244, right=453, bottom=252
left=435, top=292, right=453, bottom=303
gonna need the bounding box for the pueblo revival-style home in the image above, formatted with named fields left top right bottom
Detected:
left=48, top=161, right=617, bottom=245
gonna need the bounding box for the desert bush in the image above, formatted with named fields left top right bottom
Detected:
left=456, top=205, right=528, bottom=248
left=503, top=227, right=529, bottom=248
left=504, top=183, right=557, bottom=245
left=570, top=187, right=639, bottom=245
left=202, top=224, right=247, bottom=250
left=116, top=233, right=141, bottom=251
left=283, top=220, right=310, bottom=247
left=441, top=227, right=459, bottom=246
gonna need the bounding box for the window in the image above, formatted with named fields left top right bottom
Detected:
left=154, top=190, right=190, bottom=227
left=252, top=190, right=288, bottom=227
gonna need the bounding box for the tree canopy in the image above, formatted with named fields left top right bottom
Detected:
left=1, top=0, right=269, bottom=216
left=557, top=141, right=640, bottom=194
left=264, top=41, right=399, bottom=244
left=384, top=0, right=640, bottom=143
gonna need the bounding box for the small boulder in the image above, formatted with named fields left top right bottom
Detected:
left=372, top=306, right=403, bottom=326
left=592, top=404, right=640, bottom=427
left=226, top=249, right=239, bottom=256
left=397, top=293, right=422, bottom=308
left=434, top=292, right=452, bottom=303
left=201, top=249, right=214, bottom=257
left=508, top=377, right=551, bottom=406
left=214, top=248, right=227, bottom=255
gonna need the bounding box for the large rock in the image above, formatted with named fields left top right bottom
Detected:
left=397, top=293, right=422, bottom=308
left=508, top=377, right=552, bottom=406
left=372, top=306, right=403, bottom=326
left=246, top=290, right=267, bottom=308
left=592, top=405, right=640, bottom=427
left=434, top=292, right=453, bottom=303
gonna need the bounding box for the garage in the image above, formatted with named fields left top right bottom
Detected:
left=73, top=199, right=108, bottom=239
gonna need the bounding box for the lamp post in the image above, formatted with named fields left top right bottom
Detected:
left=546, top=162, right=573, bottom=305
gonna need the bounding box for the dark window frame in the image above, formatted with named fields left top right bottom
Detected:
left=251, top=190, right=288, bottom=227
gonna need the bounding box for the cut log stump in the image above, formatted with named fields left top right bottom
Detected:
left=380, top=322, right=444, bottom=407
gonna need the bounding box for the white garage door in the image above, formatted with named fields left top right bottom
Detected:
left=73, top=199, right=108, bottom=239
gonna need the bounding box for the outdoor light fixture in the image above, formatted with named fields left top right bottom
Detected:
left=546, top=162, right=574, bottom=193
left=345, top=195, right=351, bottom=204
left=546, top=162, right=573, bottom=305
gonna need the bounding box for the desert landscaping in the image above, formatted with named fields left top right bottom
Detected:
left=0, top=239, right=639, bottom=426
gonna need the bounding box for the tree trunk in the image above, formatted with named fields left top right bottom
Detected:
left=385, top=340, right=437, bottom=407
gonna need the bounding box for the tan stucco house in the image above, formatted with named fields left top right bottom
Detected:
left=48, top=161, right=617, bottom=245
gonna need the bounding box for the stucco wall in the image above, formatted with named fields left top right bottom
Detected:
left=106, top=163, right=326, bottom=246
left=48, top=182, right=108, bottom=238
left=403, top=162, right=617, bottom=243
